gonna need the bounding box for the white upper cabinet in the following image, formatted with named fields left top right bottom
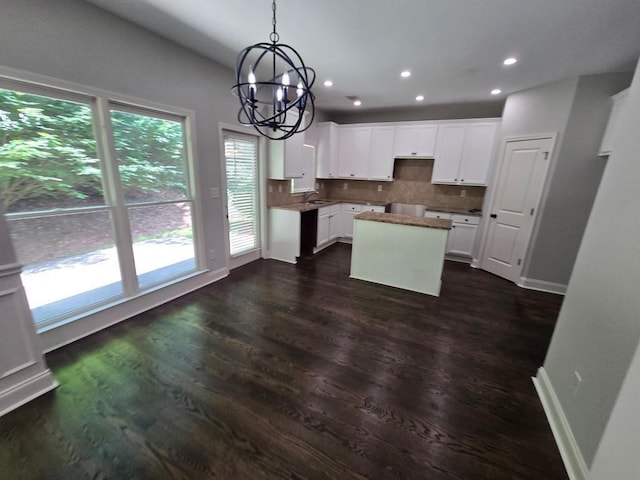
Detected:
left=368, top=126, right=395, bottom=180
left=316, top=122, right=339, bottom=178
left=459, top=122, right=499, bottom=185
left=338, top=126, right=372, bottom=179
left=268, top=112, right=306, bottom=179
left=432, top=124, right=466, bottom=183
left=393, top=124, right=438, bottom=157
left=599, top=88, right=629, bottom=156
left=432, top=121, right=499, bottom=186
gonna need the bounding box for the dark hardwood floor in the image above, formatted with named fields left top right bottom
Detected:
left=0, top=244, right=568, bottom=479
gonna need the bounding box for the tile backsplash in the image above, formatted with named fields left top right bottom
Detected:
left=268, top=159, right=485, bottom=211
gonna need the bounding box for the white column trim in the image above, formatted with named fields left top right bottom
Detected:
left=533, top=367, right=588, bottom=480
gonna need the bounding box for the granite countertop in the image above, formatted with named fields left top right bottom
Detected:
left=354, top=212, right=452, bottom=230
left=270, top=199, right=389, bottom=212
left=425, top=207, right=482, bottom=216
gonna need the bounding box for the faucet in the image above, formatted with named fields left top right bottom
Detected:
left=303, top=191, right=315, bottom=202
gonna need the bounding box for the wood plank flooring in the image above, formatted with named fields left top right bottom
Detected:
left=0, top=244, right=568, bottom=479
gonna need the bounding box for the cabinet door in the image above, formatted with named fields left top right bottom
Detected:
left=316, top=122, right=339, bottom=178
left=341, top=204, right=361, bottom=238
left=368, top=126, right=395, bottom=180
left=328, top=214, right=341, bottom=241
left=393, top=124, right=437, bottom=157
left=338, top=127, right=371, bottom=178
left=316, top=212, right=330, bottom=246
left=447, top=223, right=477, bottom=256
left=432, top=124, right=466, bottom=184
left=458, top=122, right=498, bottom=186
left=283, top=129, right=305, bottom=178
left=393, top=126, right=418, bottom=157
left=415, top=125, right=438, bottom=157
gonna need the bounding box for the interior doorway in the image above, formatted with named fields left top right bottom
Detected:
left=480, top=135, right=555, bottom=283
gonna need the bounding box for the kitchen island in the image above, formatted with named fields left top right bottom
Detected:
left=350, top=212, right=452, bottom=296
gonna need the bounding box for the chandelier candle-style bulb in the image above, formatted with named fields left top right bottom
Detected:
left=248, top=67, right=256, bottom=102
left=231, top=0, right=315, bottom=140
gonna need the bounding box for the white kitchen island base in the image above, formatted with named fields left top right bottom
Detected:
left=350, top=214, right=450, bottom=296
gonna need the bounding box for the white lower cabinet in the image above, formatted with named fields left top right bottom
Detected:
left=424, top=211, right=480, bottom=258
left=316, top=204, right=340, bottom=248
left=341, top=203, right=362, bottom=238
left=342, top=203, right=385, bottom=239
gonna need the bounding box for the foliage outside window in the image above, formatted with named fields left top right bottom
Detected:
left=1, top=85, right=197, bottom=327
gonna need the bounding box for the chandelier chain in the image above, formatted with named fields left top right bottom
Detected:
left=270, top=0, right=279, bottom=44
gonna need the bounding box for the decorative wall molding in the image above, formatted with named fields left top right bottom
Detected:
left=0, top=370, right=58, bottom=417
left=518, top=277, right=567, bottom=295
left=533, top=367, right=588, bottom=480
left=0, top=263, right=23, bottom=278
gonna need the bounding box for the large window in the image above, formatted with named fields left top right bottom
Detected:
left=1, top=83, right=197, bottom=327
left=224, top=132, right=259, bottom=256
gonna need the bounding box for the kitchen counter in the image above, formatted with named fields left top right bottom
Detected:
left=354, top=212, right=452, bottom=230
left=271, top=199, right=388, bottom=213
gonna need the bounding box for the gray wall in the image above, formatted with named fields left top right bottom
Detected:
left=499, top=73, right=632, bottom=286
left=524, top=73, right=632, bottom=284
left=0, top=0, right=242, bottom=349
left=326, top=101, right=504, bottom=124
left=542, top=59, right=640, bottom=468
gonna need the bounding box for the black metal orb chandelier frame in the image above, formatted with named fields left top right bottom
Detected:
left=232, top=0, right=315, bottom=140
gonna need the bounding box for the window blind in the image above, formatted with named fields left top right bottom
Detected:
left=224, top=133, right=259, bottom=256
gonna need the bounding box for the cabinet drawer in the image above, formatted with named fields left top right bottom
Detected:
left=341, top=203, right=362, bottom=213
left=451, top=215, right=480, bottom=225
left=424, top=211, right=452, bottom=220
left=361, top=205, right=385, bottom=213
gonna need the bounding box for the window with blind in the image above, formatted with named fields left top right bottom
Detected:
left=224, top=132, right=259, bottom=256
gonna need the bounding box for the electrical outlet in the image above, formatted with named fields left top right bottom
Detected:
left=278, top=184, right=283, bottom=193
left=377, top=185, right=383, bottom=192
left=343, top=183, right=348, bottom=190
left=460, top=189, right=467, bottom=197
left=315, top=182, right=319, bottom=190
left=210, top=187, right=220, bottom=198
left=571, top=370, right=582, bottom=397
left=208, top=249, right=216, bottom=260
left=268, top=185, right=273, bottom=193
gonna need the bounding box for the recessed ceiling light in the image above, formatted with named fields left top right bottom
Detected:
left=416, top=95, right=424, bottom=101
left=503, top=57, right=517, bottom=66
left=353, top=99, right=362, bottom=106
left=324, top=80, right=333, bottom=87
left=491, top=88, right=502, bottom=95
left=400, top=70, right=411, bottom=78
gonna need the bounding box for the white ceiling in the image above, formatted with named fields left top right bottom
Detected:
left=85, top=0, right=640, bottom=113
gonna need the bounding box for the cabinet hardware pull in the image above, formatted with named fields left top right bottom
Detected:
left=490, top=214, right=497, bottom=218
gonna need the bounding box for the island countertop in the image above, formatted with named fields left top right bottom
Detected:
left=354, top=212, right=452, bottom=230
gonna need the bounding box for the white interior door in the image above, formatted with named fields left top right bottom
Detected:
left=481, top=137, right=553, bottom=282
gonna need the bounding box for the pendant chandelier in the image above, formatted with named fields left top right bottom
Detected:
left=232, top=0, right=316, bottom=140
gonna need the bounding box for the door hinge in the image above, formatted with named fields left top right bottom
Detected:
left=517, top=258, right=522, bottom=266
left=530, top=208, right=535, bottom=215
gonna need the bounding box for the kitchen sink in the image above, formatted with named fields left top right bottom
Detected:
left=304, top=199, right=333, bottom=205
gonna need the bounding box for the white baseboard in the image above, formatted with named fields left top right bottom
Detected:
left=0, top=370, right=58, bottom=417
left=518, top=277, right=567, bottom=295
left=533, top=367, right=588, bottom=480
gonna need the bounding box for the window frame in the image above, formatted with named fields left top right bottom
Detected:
left=0, top=73, right=204, bottom=329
